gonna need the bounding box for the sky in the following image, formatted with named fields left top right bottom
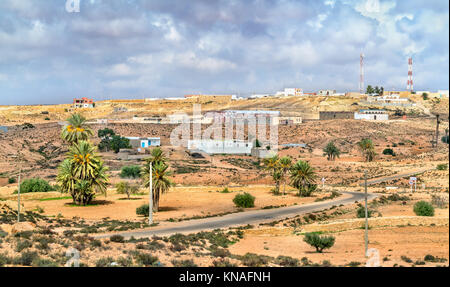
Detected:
left=0, top=0, right=448, bottom=105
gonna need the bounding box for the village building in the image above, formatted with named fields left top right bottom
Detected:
left=319, top=111, right=354, bottom=120
left=318, top=90, right=336, bottom=96
left=271, top=116, right=303, bottom=125
left=367, top=94, right=409, bottom=104
left=354, top=109, right=389, bottom=121
left=126, top=137, right=161, bottom=149
left=73, top=97, right=94, bottom=108
left=188, top=139, right=253, bottom=155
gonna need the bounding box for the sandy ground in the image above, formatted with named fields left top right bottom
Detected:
left=0, top=185, right=343, bottom=221
left=229, top=225, right=449, bottom=267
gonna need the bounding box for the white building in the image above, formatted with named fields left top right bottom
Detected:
left=354, top=109, right=389, bottom=121
left=275, top=88, right=303, bottom=97
left=126, top=137, right=161, bottom=149
left=318, top=90, right=336, bottom=96
left=438, top=90, right=449, bottom=98
left=250, top=94, right=272, bottom=99
left=368, top=94, right=409, bottom=103
left=188, top=139, right=253, bottom=155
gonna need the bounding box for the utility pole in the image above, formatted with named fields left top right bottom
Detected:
left=17, top=168, right=22, bottom=223
left=364, top=171, right=369, bottom=257
left=149, top=161, right=153, bottom=225
left=435, top=114, right=440, bottom=149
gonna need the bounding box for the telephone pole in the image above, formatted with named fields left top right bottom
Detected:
left=17, top=168, right=22, bottom=223
left=149, top=162, right=153, bottom=225
left=364, top=171, right=369, bottom=256
left=434, top=114, right=440, bottom=149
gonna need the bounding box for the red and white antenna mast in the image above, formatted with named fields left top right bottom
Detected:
left=407, top=57, right=413, bottom=92
left=360, top=53, right=364, bottom=94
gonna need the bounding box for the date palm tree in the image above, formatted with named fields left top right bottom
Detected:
left=141, top=148, right=172, bottom=212
left=279, top=156, right=292, bottom=195
left=290, top=160, right=317, bottom=197
left=263, top=155, right=281, bottom=194
left=61, top=113, right=93, bottom=144
left=141, top=162, right=173, bottom=212
left=323, top=141, right=341, bottom=161
left=57, top=141, right=108, bottom=205
left=358, top=138, right=376, bottom=162
left=56, top=159, right=77, bottom=203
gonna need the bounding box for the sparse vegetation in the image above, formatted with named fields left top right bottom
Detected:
left=323, top=141, right=341, bottom=161
left=437, top=164, right=448, bottom=171
left=120, top=165, right=141, bottom=179
left=413, top=201, right=434, bottom=216
left=290, top=160, right=317, bottom=197
left=116, top=181, right=139, bottom=199
left=303, top=232, right=335, bottom=253
left=233, top=193, right=255, bottom=208
left=358, top=138, right=376, bottom=162
left=15, top=178, right=54, bottom=194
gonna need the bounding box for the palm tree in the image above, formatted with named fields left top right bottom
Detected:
left=74, top=180, right=95, bottom=206
left=141, top=148, right=172, bottom=211
left=263, top=155, right=281, bottom=194
left=57, top=141, right=108, bottom=205
left=68, top=141, right=101, bottom=179
left=141, top=162, right=172, bottom=212
left=56, top=159, right=77, bottom=203
left=290, top=160, right=317, bottom=197
left=323, top=141, right=341, bottom=161
left=272, top=170, right=282, bottom=195
left=61, top=113, right=93, bottom=144
left=279, top=156, right=292, bottom=195
left=358, top=138, right=376, bottom=162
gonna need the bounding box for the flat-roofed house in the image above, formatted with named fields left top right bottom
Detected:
left=354, top=109, right=389, bottom=121
left=73, top=97, right=94, bottom=108
left=126, top=137, right=161, bottom=149
left=188, top=139, right=253, bottom=155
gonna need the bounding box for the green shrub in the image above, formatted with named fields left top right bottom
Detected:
left=212, top=259, right=237, bottom=267
left=0, top=253, right=8, bottom=267
left=233, top=193, right=255, bottom=208
left=171, top=259, right=197, bottom=267
left=8, top=177, right=16, bottom=184
left=220, top=187, right=231, bottom=193
left=275, top=255, right=299, bottom=267
left=18, top=251, right=39, bottom=266
left=136, top=204, right=149, bottom=217
left=356, top=206, right=373, bottom=218
left=17, top=178, right=54, bottom=194
left=413, top=201, right=434, bottom=216
left=437, top=164, right=448, bottom=171
left=240, top=253, right=270, bottom=267
left=442, top=135, right=449, bottom=144
left=116, top=181, right=139, bottom=199
left=96, top=257, right=115, bottom=267
left=303, top=232, right=335, bottom=253
left=110, top=235, right=125, bottom=243
left=16, top=240, right=32, bottom=252
left=32, top=258, right=58, bottom=267
left=120, top=165, right=141, bottom=179
left=382, top=148, right=396, bottom=156
left=136, top=253, right=159, bottom=266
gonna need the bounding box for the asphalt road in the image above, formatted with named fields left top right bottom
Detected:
left=359, top=168, right=432, bottom=186
left=95, top=191, right=377, bottom=239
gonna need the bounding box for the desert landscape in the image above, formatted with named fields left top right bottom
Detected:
left=0, top=0, right=448, bottom=272
left=0, top=94, right=448, bottom=267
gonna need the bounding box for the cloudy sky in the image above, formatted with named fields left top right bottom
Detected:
left=0, top=0, right=448, bottom=105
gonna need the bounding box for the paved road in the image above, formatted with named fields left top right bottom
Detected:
left=95, top=191, right=377, bottom=239
left=359, top=169, right=432, bottom=186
